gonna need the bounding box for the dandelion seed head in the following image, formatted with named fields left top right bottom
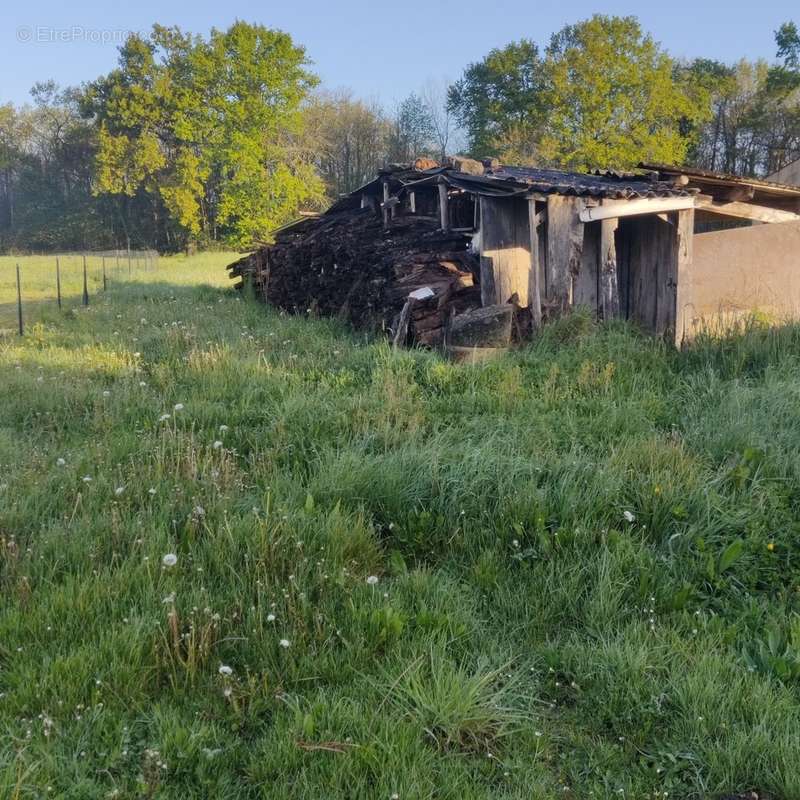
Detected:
left=162, top=553, right=178, bottom=568
left=366, top=575, right=379, bottom=585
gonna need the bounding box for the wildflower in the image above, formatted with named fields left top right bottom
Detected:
left=174, top=403, right=184, bottom=411
left=213, top=440, right=223, bottom=450
left=266, top=613, right=276, bottom=622
left=139, top=381, right=147, bottom=387
left=133, top=352, right=141, bottom=358
left=162, top=593, right=176, bottom=604
left=218, top=665, right=233, bottom=676
left=148, top=488, right=157, bottom=495
left=159, top=413, right=171, bottom=422
left=162, top=553, right=178, bottom=568
left=623, top=510, right=636, bottom=523
left=102, top=390, right=111, bottom=398
left=279, top=639, right=290, bottom=648
left=56, top=458, right=66, bottom=467
left=366, top=575, right=379, bottom=585
left=219, top=425, right=229, bottom=433
left=82, top=476, right=92, bottom=483
left=114, top=486, right=125, bottom=497
left=767, top=542, right=775, bottom=551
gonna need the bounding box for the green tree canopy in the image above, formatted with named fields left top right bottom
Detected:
left=82, top=22, right=324, bottom=249
left=448, top=15, right=711, bottom=170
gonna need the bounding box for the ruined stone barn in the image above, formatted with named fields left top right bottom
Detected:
left=229, top=158, right=800, bottom=347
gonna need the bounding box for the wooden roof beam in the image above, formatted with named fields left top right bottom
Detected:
left=695, top=195, right=800, bottom=224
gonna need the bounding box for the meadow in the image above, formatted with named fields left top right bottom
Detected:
left=2, top=252, right=800, bottom=799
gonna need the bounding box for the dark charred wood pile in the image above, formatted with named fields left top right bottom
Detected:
left=228, top=207, right=482, bottom=347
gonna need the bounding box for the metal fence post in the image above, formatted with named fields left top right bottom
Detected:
left=82, top=254, right=89, bottom=306
left=16, top=263, right=23, bottom=336
left=56, top=256, right=62, bottom=309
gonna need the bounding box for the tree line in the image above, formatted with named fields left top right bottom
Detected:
left=1, top=15, right=799, bottom=253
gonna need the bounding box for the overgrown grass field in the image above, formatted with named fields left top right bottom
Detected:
left=2, top=254, right=800, bottom=799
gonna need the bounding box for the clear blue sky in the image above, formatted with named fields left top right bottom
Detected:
left=1, top=0, right=796, bottom=107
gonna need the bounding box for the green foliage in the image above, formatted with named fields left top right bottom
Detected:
left=448, top=39, right=545, bottom=160
left=541, top=15, right=710, bottom=168
left=449, top=15, right=709, bottom=169
left=83, top=22, right=325, bottom=249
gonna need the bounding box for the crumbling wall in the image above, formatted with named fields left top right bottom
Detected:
left=687, top=221, right=800, bottom=336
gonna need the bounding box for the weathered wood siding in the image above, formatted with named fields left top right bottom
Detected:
left=479, top=196, right=532, bottom=306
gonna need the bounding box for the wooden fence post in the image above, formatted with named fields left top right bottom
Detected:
left=82, top=254, right=89, bottom=306
left=56, top=257, right=62, bottom=309
left=16, top=263, right=23, bottom=336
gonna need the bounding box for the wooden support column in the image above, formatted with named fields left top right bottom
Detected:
left=438, top=179, right=450, bottom=231
left=527, top=198, right=543, bottom=330
left=673, top=208, right=694, bottom=346
left=546, top=195, right=584, bottom=313
left=382, top=180, right=390, bottom=228
left=409, top=191, right=416, bottom=214
left=599, top=217, right=620, bottom=320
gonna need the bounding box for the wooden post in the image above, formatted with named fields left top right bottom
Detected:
left=382, top=180, right=390, bottom=228
left=600, top=217, right=620, bottom=320
left=438, top=179, right=449, bottom=232
left=409, top=191, right=416, bottom=214
left=127, top=247, right=132, bottom=275
left=55, top=257, right=62, bottom=309
left=82, top=255, right=89, bottom=306
left=527, top=198, right=542, bottom=330
left=102, top=256, right=107, bottom=291
left=546, top=196, right=584, bottom=313
left=673, top=209, right=694, bottom=346
left=15, top=263, right=23, bottom=336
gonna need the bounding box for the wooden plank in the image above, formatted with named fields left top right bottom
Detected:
left=673, top=209, right=694, bottom=346
left=694, top=195, right=799, bottom=224
left=546, top=195, right=584, bottom=312
left=527, top=199, right=542, bottom=329
left=599, top=217, right=620, bottom=320
left=479, top=196, right=531, bottom=307
left=574, top=221, right=599, bottom=311
left=438, top=180, right=450, bottom=231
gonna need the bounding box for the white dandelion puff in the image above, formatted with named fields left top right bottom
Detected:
left=114, top=486, right=125, bottom=497
left=279, top=639, right=290, bottom=648
left=212, top=440, right=223, bottom=450
left=173, top=403, right=184, bottom=411
left=366, top=575, right=379, bottom=585
left=218, top=665, right=233, bottom=676
left=623, top=510, right=636, bottom=523
left=162, top=553, right=178, bottom=568
left=56, top=458, right=66, bottom=467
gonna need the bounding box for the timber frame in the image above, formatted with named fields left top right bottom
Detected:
left=341, top=158, right=800, bottom=346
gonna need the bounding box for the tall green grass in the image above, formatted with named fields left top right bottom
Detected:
left=1, top=256, right=800, bottom=798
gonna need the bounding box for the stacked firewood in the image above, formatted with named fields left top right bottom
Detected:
left=228, top=207, right=482, bottom=346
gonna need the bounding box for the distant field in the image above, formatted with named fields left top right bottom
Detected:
left=2, top=256, right=800, bottom=798
left=0, top=252, right=238, bottom=332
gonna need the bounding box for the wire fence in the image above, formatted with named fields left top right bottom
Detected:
left=0, top=250, right=159, bottom=335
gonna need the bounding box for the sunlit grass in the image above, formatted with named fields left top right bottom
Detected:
left=2, top=261, right=800, bottom=798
